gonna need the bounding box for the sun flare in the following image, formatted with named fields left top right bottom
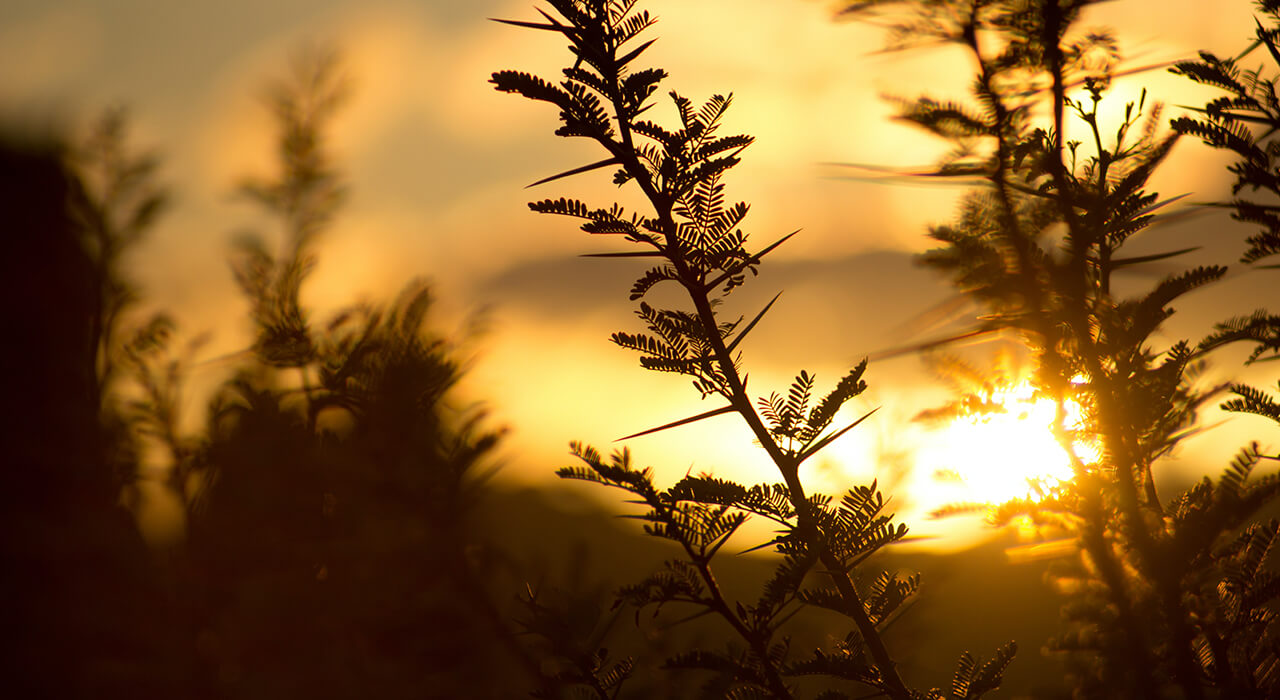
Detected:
left=914, top=382, right=1099, bottom=508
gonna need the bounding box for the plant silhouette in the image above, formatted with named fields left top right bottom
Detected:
left=838, top=0, right=1280, bottom=697
left=492, top=2, right=1014, bottom=698
left=168, top=48, right=532, bottom=700
left=2, top=46, right=545, bottom=698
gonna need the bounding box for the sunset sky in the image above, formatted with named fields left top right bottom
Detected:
left=5, top=0, right=1275, bottom=544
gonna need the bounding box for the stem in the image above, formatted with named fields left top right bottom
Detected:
left=690, top=546, right=794, bottom=699
left=609, top=68, right=910, bottom=700
left=638, top=481, right=794, bottom=697
left=963, top=21, right=1047, bottom=342
left=1050, top=391, right=1156, bottom=697
left=1020, top=11, right=1209, bottom=697
left=1042, top=18, right=1202, bottom=694
left=1094, top=371, right=1212, bottom=698
left=1039, top=15, right=1175, bottom=696
left=1082, top=483, right=1160, bottom=698
left=684, top=288, right=911, bottom=700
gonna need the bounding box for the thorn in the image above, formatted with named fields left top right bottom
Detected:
left=489, top=18, right=572, bottom=34
left=726, top=292, right=782, bottom=354
left=705, top=230, right=800, bottom=291
left=527, top=157, right=622, bottom=188
left=616, top=404, right=736, bottom=441
left=1110, top=247, right=1201, bottom=268
left=797, top=407, right=881, bottom=465
left=580, top=251, right=665, bottom=258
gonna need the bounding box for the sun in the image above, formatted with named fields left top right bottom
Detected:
left=912, top=381, right=1099, bottom=508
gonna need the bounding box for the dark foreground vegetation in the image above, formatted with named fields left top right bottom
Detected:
left=4, top=1, right=1280, bottom=698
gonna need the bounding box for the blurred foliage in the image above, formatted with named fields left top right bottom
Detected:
left=838, top=0, right=1280, bottom=697
left=1173, top=2, right=1280, bottom=435
left=172, top=48, right=526, bottom=699
left=1, top=45, right=540, bottom=699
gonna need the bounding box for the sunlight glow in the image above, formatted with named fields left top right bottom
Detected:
left=914, top=382, right=1099, bottom=507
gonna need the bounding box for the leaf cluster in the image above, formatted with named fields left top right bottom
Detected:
left=1171, top=13, right=1280, bottom=265
left=756, top=364, right=872, bottom=461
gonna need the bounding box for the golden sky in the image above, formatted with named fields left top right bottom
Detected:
left=4, top=0, right=1275, bottom=544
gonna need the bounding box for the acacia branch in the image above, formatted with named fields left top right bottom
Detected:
left=601, top=39, right=909, bottom=700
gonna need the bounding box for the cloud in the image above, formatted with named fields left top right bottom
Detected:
left=472, top=248, right=955, bottom=356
